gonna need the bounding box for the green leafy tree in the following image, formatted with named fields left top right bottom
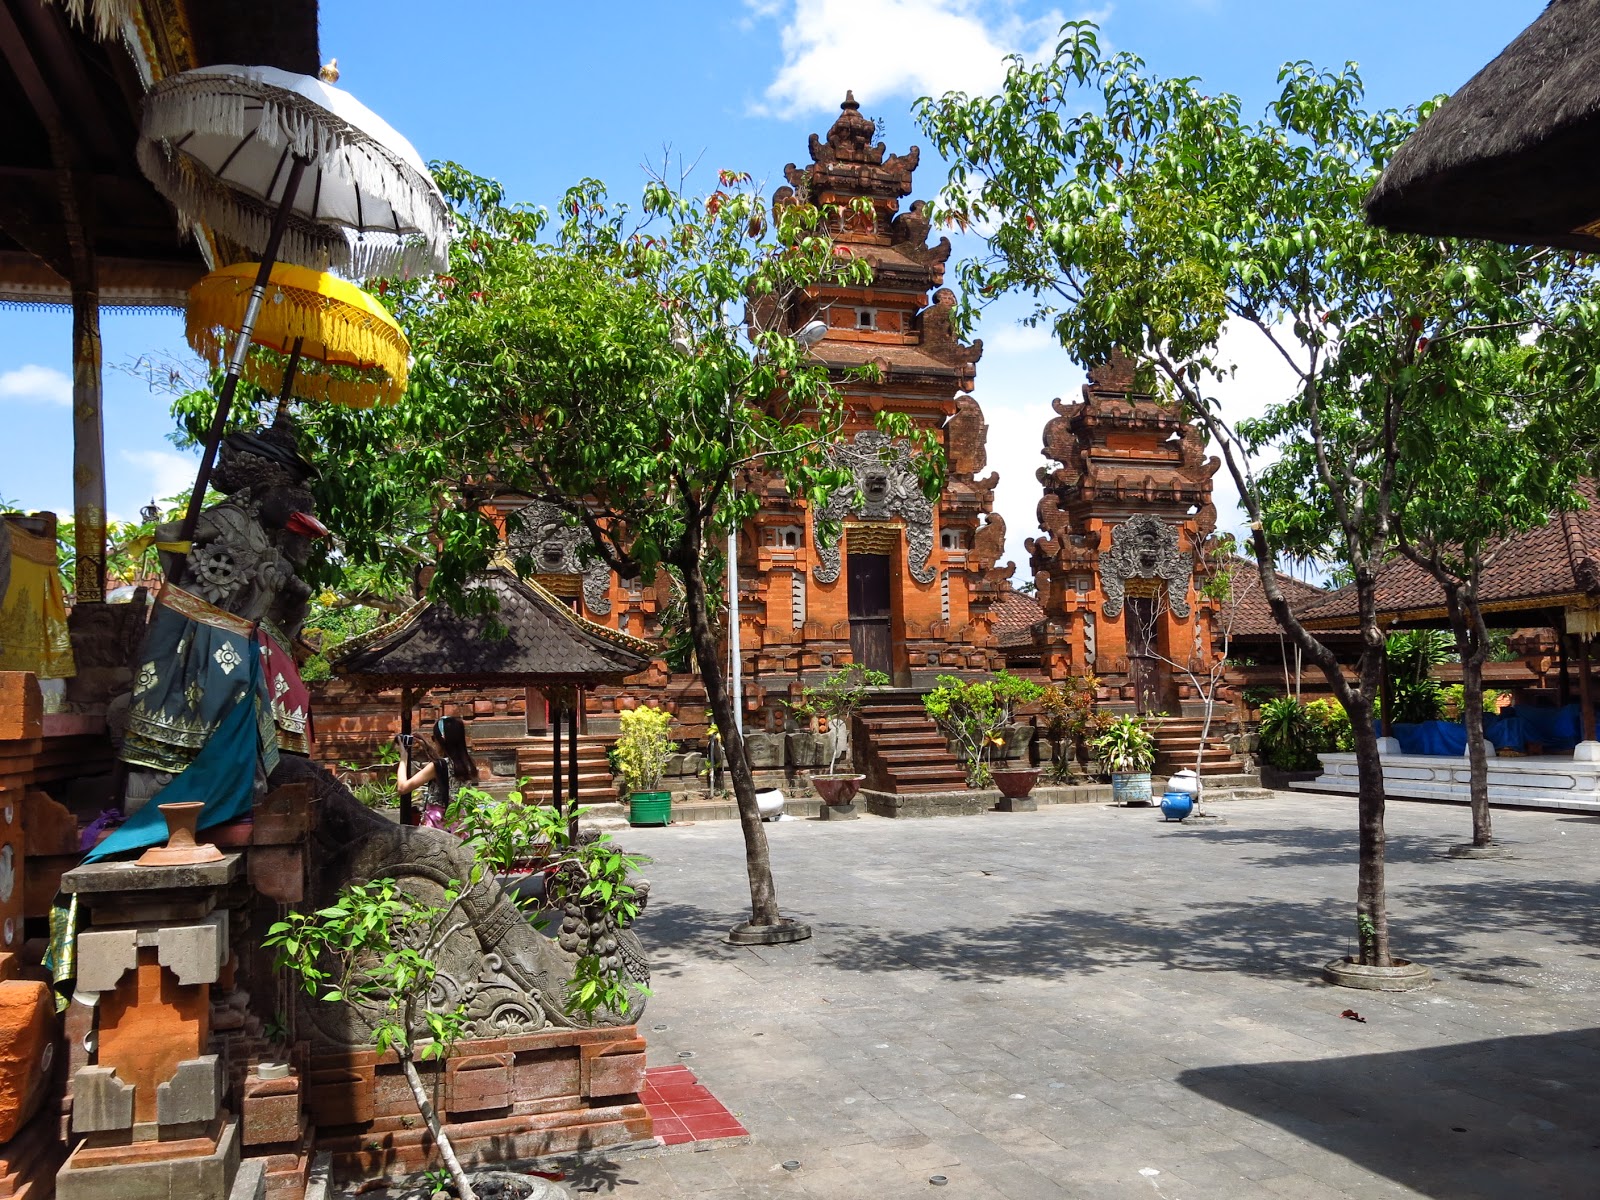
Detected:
left=918, top=23, right=1600, bottom=965
left=298, top=163, right=938, bottom=936
left=1392, top=344, right=1599, bottom=847
left=266, top=877, right=481, bottom=1200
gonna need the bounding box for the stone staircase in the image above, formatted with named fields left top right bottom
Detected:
left=1152, top=716, right=1243, bottom=778
left=853, top=690, right=969, bottom=794
left=469, top=718, right=618, bottom=805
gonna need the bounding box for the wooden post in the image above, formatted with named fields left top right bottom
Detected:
left=69, top=266, right=104, bottom=602
left=399, top=687, right=413, bottom=826
left=1558, top=619, right=1571, bottom=707
left=1581, top=636, right=1595, bottom=744
left=1380, top=653, right=1393, bottom=739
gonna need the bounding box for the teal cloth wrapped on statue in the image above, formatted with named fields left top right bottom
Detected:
left=87, top=625, right=267, bottom=863
left=122, top=583, right=279, bottom=778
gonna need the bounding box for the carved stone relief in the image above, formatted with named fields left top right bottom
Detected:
left=1099, top=514, right=1193, bottom=620
left=509, top=501, right=613, bottom=616
left=812, top=431, right=935, bottom=586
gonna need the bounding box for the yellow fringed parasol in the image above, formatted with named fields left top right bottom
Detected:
left=186, top=261, right=410, bottom=409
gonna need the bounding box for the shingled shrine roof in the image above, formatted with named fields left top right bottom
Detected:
left=1365, top=0, right=1600, bottom=250
left=1300, top=482, right=1600, bottom=629
left=327, top=568, right=654, bottom=688
left=992, top=587, right=1047, bottom=648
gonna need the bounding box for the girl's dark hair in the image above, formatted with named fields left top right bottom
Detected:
left=433, top=715, right=479, bottom=782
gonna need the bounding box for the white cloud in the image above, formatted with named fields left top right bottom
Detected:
left=0, top=364, right=71, bottom=406
left=120, top=448, right=199, bottom=508
left=750, top=0, right=1105, bottom=118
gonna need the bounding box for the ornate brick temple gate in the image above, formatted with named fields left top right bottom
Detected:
left=1022, top=354, right=1231, bottom=712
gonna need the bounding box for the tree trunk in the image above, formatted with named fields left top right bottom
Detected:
left=398, top=1047, right=476, bottom=1200
left=678, top=537, right=783, bottom=927
left=1346, top=698, right=1392, bottom=966
left=1458, top=614, right=1493, bottom=848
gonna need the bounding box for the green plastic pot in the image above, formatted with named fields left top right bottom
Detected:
left=629, top=791, right=672, bottom=826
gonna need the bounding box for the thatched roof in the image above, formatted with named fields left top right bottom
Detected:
left=327, top=569, right=654, bottom=689
left=1365, top=0, right=1600, bottom=249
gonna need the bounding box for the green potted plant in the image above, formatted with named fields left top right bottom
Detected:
left=616, top=705, right=675, bottom=825
left=790, top=664, right=888, bottom=806
left=923, top=671, right=1045, bottom=791
left=1093, top=714, right=1158, bottom=805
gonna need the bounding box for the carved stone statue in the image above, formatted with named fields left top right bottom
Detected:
left=1100, top=514, right=1194, bottom=620
left=812, top=430, right=936, bottom=585
left=506, top=500, right=613, bottom=616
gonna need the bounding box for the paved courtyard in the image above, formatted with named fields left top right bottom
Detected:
left=562, top=794, right=1600, bottom=1199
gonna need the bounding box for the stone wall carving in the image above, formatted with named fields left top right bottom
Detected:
left=1100, top=514, right=1193, bottom=619
left=278, top=754, right=649, bottom=1047
left=812, top=431, right=936, bottom=585
left=509, top=501, right=613, bottom=615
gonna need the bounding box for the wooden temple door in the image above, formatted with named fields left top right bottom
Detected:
left=1125, top=594, right=1162, bottom=714
left=848, top=552, right=893, bottom=676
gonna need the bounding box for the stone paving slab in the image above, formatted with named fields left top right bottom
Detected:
left=548, top=794, right=1600, bottom=1198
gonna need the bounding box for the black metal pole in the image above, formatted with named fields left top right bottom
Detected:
left=551, top=696, right=563, bottom=818
left=399, top=686, right=413, bottom=826
left=274, top=336, right=305, bottom=421
left=567, top=695, right=580, bottom=845
left=170, top=154, right=310, bottom=580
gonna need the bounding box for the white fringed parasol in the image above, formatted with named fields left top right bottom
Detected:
left=137, top=64, right=450, bottom=280
left=135, top=65, right=451, bottom=574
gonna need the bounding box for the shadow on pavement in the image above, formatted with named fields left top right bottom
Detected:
left=1178, top=1028, right=1600, bottom=1200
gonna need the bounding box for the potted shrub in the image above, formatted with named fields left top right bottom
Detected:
left=923, top=671, right=1045, bottom=789
left=790, top=664, right=888, bottom=805
left=1038, top=673, right=1101, bottom=783
left=1093, top=714, right=1157, bottom=805
left=616, top=706, right=676, bottom=825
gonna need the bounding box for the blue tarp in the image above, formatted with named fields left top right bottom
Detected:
left=1380, top=704, right=1594, bottom=756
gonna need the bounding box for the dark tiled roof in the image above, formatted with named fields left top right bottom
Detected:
left=992, top=588, right=1047, bottom=648
left=328, top=569, right=653, bottom=687
left=1301, top=483, right=1600, bottom=628
left=1216, top=559, right=1352, bottom=639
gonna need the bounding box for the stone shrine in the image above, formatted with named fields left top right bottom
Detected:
left=1026, top=352, right=1224, bottom=714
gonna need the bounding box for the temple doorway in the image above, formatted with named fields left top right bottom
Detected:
left=1124, top=593, right=1163, bottom=714
left=848, top=551, right=893, bottom=676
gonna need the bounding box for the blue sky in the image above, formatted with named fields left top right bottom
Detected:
left=0, top=0, right=1547, bottom=568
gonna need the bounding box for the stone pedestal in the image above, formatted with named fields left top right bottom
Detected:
left=57, top=854, right=244, bottom=1200
left=819, top=802, right=858, bottom=820
left=994, top=796, right=1037, bottom=813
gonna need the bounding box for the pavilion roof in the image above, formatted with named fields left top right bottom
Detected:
left=326, top=568, right=655, bottom=689
left=1216, top=559, right=1352, bottom=640
left=0, top=0, right=319, bottom=307
left=1299, top=482, right=1600, bottom=630
left=1364, top=0, right=1600, bottom=249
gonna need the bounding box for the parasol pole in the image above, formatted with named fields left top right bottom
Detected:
left=275, top=337, right=305, bottom=421
left=170, top=154, right=311, bottom=580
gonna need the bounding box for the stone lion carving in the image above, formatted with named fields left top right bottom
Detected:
left=273, top=754, right=650, bottom=1048
left=1099, top=514, right=1193, bottom=620
left=507, top=501, right=614, bottom=616
left=812, top=431, right=936, bottom=586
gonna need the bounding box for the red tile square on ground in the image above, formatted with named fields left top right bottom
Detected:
left=642, top=1065, right=748, bottom=1147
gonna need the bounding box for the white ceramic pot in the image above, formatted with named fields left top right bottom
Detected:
left=755, top=788, right=785, bottom=821
left=1168, top=768, right=1201, bottom=797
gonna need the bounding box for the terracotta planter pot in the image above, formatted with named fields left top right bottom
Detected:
left=812, top=773, right=864, bottom=806
left=990, top=768, right=1041, bottom=800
